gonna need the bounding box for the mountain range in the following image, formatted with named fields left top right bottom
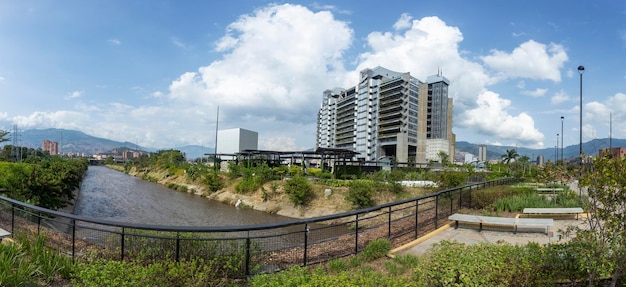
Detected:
left=2, top=128, right=621, bottom=161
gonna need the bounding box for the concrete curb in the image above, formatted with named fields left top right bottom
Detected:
left=387, top=222, right=454, bottom=258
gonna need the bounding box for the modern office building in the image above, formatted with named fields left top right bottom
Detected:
left=216, top=128, right=258, bottom=155
left=478, top=144, right=487, bottom=162
left=316, top=66, right=455, bottom=164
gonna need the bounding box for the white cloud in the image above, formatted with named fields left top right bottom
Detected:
left=163, top=4, right=353, bottom=128
left=13, top=111, right=90, bottom=130
left=0, top=76, right=5, bottom=81
left=355, top=16, right=490, bottom=112
left=459, top=90, right=544, bottom=147
left=354, top=15, right=546, bottom=147
left=551, top=89, right=569, bottom=104
left=521, top=88, right=547, bottom=97
left=64, top=90, right=83, bottom=100
left=480, top=40, right=568, bottom=82
left=393, top=13, right=412, bottom=30
left=171, top=37, right=186, bottom=49
left=261, top=136, right=299, bottom=151
left=107, top=39, right=121, bottom=45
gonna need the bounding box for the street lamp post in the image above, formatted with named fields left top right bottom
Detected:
left=561, top=116, right=564, bottom=164
left=578, top=65, right=585, bottom=167
left=556, top=134, right=559, bottom=162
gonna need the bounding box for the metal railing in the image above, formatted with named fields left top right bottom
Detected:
left=0, top=178, right=515, bottom=277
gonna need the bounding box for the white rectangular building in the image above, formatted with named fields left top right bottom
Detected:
left=216, top=128, right=258, bottom=154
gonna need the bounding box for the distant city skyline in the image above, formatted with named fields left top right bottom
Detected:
left=1, top=1, right=625, bottom=150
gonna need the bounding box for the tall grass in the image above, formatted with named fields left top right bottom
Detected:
left=493, top=191, right=584, bottom=212
left=0, top=234, right=74, bottom=286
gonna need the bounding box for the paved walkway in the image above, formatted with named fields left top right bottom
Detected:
left=392, top=217, right=586, bottom=256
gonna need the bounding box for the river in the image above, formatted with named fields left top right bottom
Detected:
left=73, top=166, right=292, bottom=226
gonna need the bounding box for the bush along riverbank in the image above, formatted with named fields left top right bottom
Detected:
left=0, top=157, right=88, bottom=210
left=108, top=153, right=452, bottom=219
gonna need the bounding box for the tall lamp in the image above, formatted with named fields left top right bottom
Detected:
left=561, top=116, right=564, bottom=164
left=578, top=66, right=584, bottom=167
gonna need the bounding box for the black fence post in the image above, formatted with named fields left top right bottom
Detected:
left=435, top=195, right=439, bottom=229
left=175, top=232, right=180, bottom=262
left=11, top=203, right=15, bottom=234
left=387, top=206, right=392, bottom=239
left=354, top=214, right=359, bottom=254
left=448, top=191, right=454, bottom=215
left=245, top=236, right=251, bottom=276
left=120, top=227, right=125, bottom=261
left=459, top=187, right=463, bottom=210
left=414, top=200, right=419, bottom=239
left=303, top=224, right=309, bottom=266
left=71, top=220, right=76, bottom=263
left=37, top=212, right=42, bottom=234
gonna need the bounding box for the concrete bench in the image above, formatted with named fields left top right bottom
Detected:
left=449, top=213, right=553, bottom=235
left=523, top=207, right=584, bottom=220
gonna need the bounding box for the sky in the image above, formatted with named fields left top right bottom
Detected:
left=1, top=1, right=625, bottom=151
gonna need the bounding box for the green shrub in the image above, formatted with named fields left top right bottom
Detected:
left=360, top=238, right=392, bottom=261
left=345, top=180, right=376, bottom=208
left=203, top=170, right=224, bottom=192
left=283, top=175, right=314, bottom=206
left=307, top=167, right=322, bottom=177
left=326, top=258, right=347, bottom=273
left=436, top=170, right=468, bottom=189
left=73, top=257, right=236, bottom=287
left=418, top=241, right=549, bottom=286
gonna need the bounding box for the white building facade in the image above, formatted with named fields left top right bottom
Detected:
left=316, top=66, right=455, bottom=164
left=216, top=128, right=258, bottom=154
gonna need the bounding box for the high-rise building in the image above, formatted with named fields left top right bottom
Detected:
left=316, top=66, right=455, bottom=164
left=42, top=140, right=59, bottom=155
left=478, top=145, right=487, bottom=162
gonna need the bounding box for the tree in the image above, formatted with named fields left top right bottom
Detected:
left=501, top=149, right=519, bottom=164
left=0, top=130, right=9, bottom=143
left=517, top=155, right=530, bottom=176
left=437, top=151, right=450, bottom=165
left=567, top=153, right=626, bottom=286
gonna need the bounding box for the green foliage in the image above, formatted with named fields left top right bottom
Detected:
left=249, top=265, right=410, bottom=287
left=73, top=257, right=235, bottom=287
left=360, top=238, right=392, bottom=261
left=288, top=165, right=303, bottom=176
left=326, top=258, right=347, bottom=272
left=345, top=180, right=376, bottom=208
left=334, top=165, right=362, bottom=179
left=418, top=241, right=548, bottom=287
left=235, top=163, right=276, bottom=193
left=492, top=191, right=583, bottom=212
left=204, top=170, right=224, bottom=192
left=283, top=175, right=314, bottom=206
left=306, top=167, right=322, bottom=177
left=227, top=161, right=242, bottom=179
left=0, top=234, right=74, bottom=287
left=436, top=170, right=468, bottom=189
left=0, top=157, right=88, bottom=209
left=573, top=154, right=626, bottom=285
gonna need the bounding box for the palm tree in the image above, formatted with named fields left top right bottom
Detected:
left=501, top=149, right=519, bottom=165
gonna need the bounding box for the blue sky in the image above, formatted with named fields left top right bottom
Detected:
left=1, top=1, right=625, bottom=151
